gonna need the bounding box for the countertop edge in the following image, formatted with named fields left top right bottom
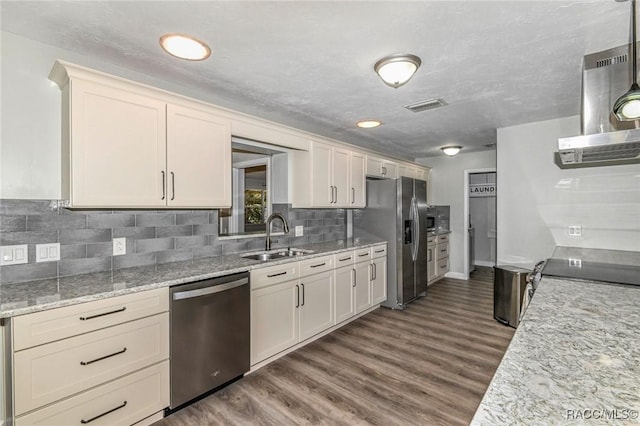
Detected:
left=1, top=240, right=387, bottom=318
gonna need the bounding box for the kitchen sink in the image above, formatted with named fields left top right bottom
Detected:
left=241, top=248, right=313, bottom=262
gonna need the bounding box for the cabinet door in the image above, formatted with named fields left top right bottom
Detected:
left=382, top=161, right=399, bottom=179
left=70, top=80, right=166, bottom=207
left=311, top=142, right=333, bottom=207
left=298, top=271, right=335, bottom=341
left=350, top=152, right=366, bottom=207
left=250, top=280, right=298, bottom=365
left=332, top=148, right=350, bottom=206
left=427, top=246, right=437, bottom=282
left=166, top=105, right=231, bottom=207
left=334, top=266, right=355, bottom=323
left=371, top=257, right=387, bottom=305
left=365, top=156, right=384, bottom=178
left=354, top=262, right=372, bottom=314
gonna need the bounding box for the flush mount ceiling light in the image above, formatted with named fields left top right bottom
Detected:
left=441, top=146, right=462, bottom=156
left=613, top=0, right=640, bottom=120
left=356, top=119, right=382, bottom=128
left=159, top=33, right=211, bottom=61
left=374, top=54, right=421, bottom=88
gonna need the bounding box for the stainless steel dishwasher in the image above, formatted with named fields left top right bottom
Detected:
left=169, top=272, right=250, bottom=410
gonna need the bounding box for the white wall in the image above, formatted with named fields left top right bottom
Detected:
left=497, top=116, right=640, bottom=268
left=417, top=150, right=497, bottom=278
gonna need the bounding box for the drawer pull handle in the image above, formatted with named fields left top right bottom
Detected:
left=80, top=347, right=127, bottom=366
left=338, top=257, right=352, bottom=262
left=440, top=249, right=447, bottom=253
left=267, top=271, right=287, bottom=278
left=375, top=249, right=385, bottom=253
left=80, top=400, right=127, bottom=424
left=310, top=262, right=326, bottom=268
left=358, top=253, right=369, bottom=257
left=79, top=307, right=126, bottom=321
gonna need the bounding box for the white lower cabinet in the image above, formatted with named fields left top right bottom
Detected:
left=334, top=265, right=355, bottom=323
left=354, top=260, right=372, bottom=314
left=250, top=279, right=299, bottom=365
left=371, top=256, right=387, bottom=305
left=250, top=245, right=387, bottom=367
left=15, top=361, right=169, bottom=426
left=9, top=289, right=170, bottom=425
left=298, top=270, right=335, bottom=341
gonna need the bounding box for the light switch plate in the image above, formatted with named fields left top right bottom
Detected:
left=295, top=225, right=304, bottom=237
left=113, top=238, right=126, bottom=256
left=1, top=244, right=28, bottom=266
left=36, top=243, right=60, bottom=262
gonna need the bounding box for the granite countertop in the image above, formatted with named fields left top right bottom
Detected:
left=0, top=238, right=385, bottom=318
left=429, top=229, right=451, bottom=236
left=472, top=277, right=640, bottom=425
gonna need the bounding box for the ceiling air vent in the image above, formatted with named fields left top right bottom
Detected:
left=403, top=98, right=447, bottom=113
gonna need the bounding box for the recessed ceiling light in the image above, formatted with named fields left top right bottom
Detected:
left=441, top=146, right=462, bottom=156
left=159, top=33, right=211, bottom=61
left=356, top=120, right=382, bottom=128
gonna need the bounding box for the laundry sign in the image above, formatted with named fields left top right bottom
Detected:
left=470, top=183, right=496, bottom=197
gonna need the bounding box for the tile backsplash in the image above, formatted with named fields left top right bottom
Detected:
left=0, top=200, right=346, bottom=284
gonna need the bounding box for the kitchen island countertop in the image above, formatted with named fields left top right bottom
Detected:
left=0, top=238, right=385, bottom=318
left=472, top=276, right=640, bottom=425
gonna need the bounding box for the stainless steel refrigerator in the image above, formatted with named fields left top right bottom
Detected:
left=354, top=177, right=428, bottom=309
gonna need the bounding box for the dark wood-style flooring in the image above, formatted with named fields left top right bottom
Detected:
left=155, top=267, right=514, bottom=426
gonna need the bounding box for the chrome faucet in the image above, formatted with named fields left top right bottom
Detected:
left=265, top=213, right=289, bottom=251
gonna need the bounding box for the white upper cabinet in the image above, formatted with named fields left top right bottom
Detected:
left=292, top=140, right=366, bottom=208
left=166, top=105, right=231, bottom=207
left=68, top=80, right=167, bottom=207
left=350, top=151, right=366, bottom=207
left=51, top=61, right=231, bottom=209
left=366, top=155, right=398, bottom=179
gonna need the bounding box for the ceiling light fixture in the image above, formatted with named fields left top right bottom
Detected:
left=613, top=0, right=640, bottom=120
left=374, top=54, right=421, bottom=88
left=441, top=146, right=462, bottom=156
left=159, top=33, right=211, bottom=61
left=356, top=119, right=382, bottom=128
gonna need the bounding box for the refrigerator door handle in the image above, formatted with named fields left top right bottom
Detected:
left=413, top=197, right=420, bottom=262
left=409, top=197, right=417, bottom=261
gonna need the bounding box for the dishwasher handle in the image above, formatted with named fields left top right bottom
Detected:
left=172, top=277, right=249, bottom=301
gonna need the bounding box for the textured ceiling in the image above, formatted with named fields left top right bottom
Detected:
left=0, top=1, right=632, bottom=160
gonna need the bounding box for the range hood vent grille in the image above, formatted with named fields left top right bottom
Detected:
left=596, top=53, right=627, bottom=68
left=582, top=141, right=640, bottom=162
left=403, top=98, right=447, bottom=113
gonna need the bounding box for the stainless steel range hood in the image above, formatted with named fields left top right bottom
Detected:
left=557, top=44, right=640, bottom=167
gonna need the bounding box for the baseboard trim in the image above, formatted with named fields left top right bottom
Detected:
left=473, top=261, right=495, bottom=267
left=444, top=272, right=466, bottom=280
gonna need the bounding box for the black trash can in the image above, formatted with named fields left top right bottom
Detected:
left=493, top=265, right=530, bottom=328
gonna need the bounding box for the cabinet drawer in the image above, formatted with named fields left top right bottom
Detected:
left=15, top=361, right=169, bottom=426
left=13, top=288, right=169, bottom=351
left=437, top=234, right=449, bottom=243
left=372, top=245, right=387, bottom=259
left=354, top=248, right=371, bottom=263
left=334, top=250, right=355, bottom=267
left=437, top=258, right=449, bottom=276
left=436, top=243, right=449, bottom=259
left=14, top=313, right=169, bottom=415
left=299, top=255, right=334, bottom=278
left=251, top=262, right=299, bottom=290
left=427, top=235, right=436, bottom=245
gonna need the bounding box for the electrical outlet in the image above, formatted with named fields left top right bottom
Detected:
left=0, top=244, right=28, bottom=266
left=568, top=225, right=582, bottom=237
left=295, top=225, right=304, bottom=237
left=36, top=243, right=60, bottom=262
left=113, top=237, right=126, bottom=256
left=568, top=258, right=582, bottom=267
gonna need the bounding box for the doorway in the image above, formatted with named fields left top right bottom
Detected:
left=463, top=168, right=497, bottom=279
